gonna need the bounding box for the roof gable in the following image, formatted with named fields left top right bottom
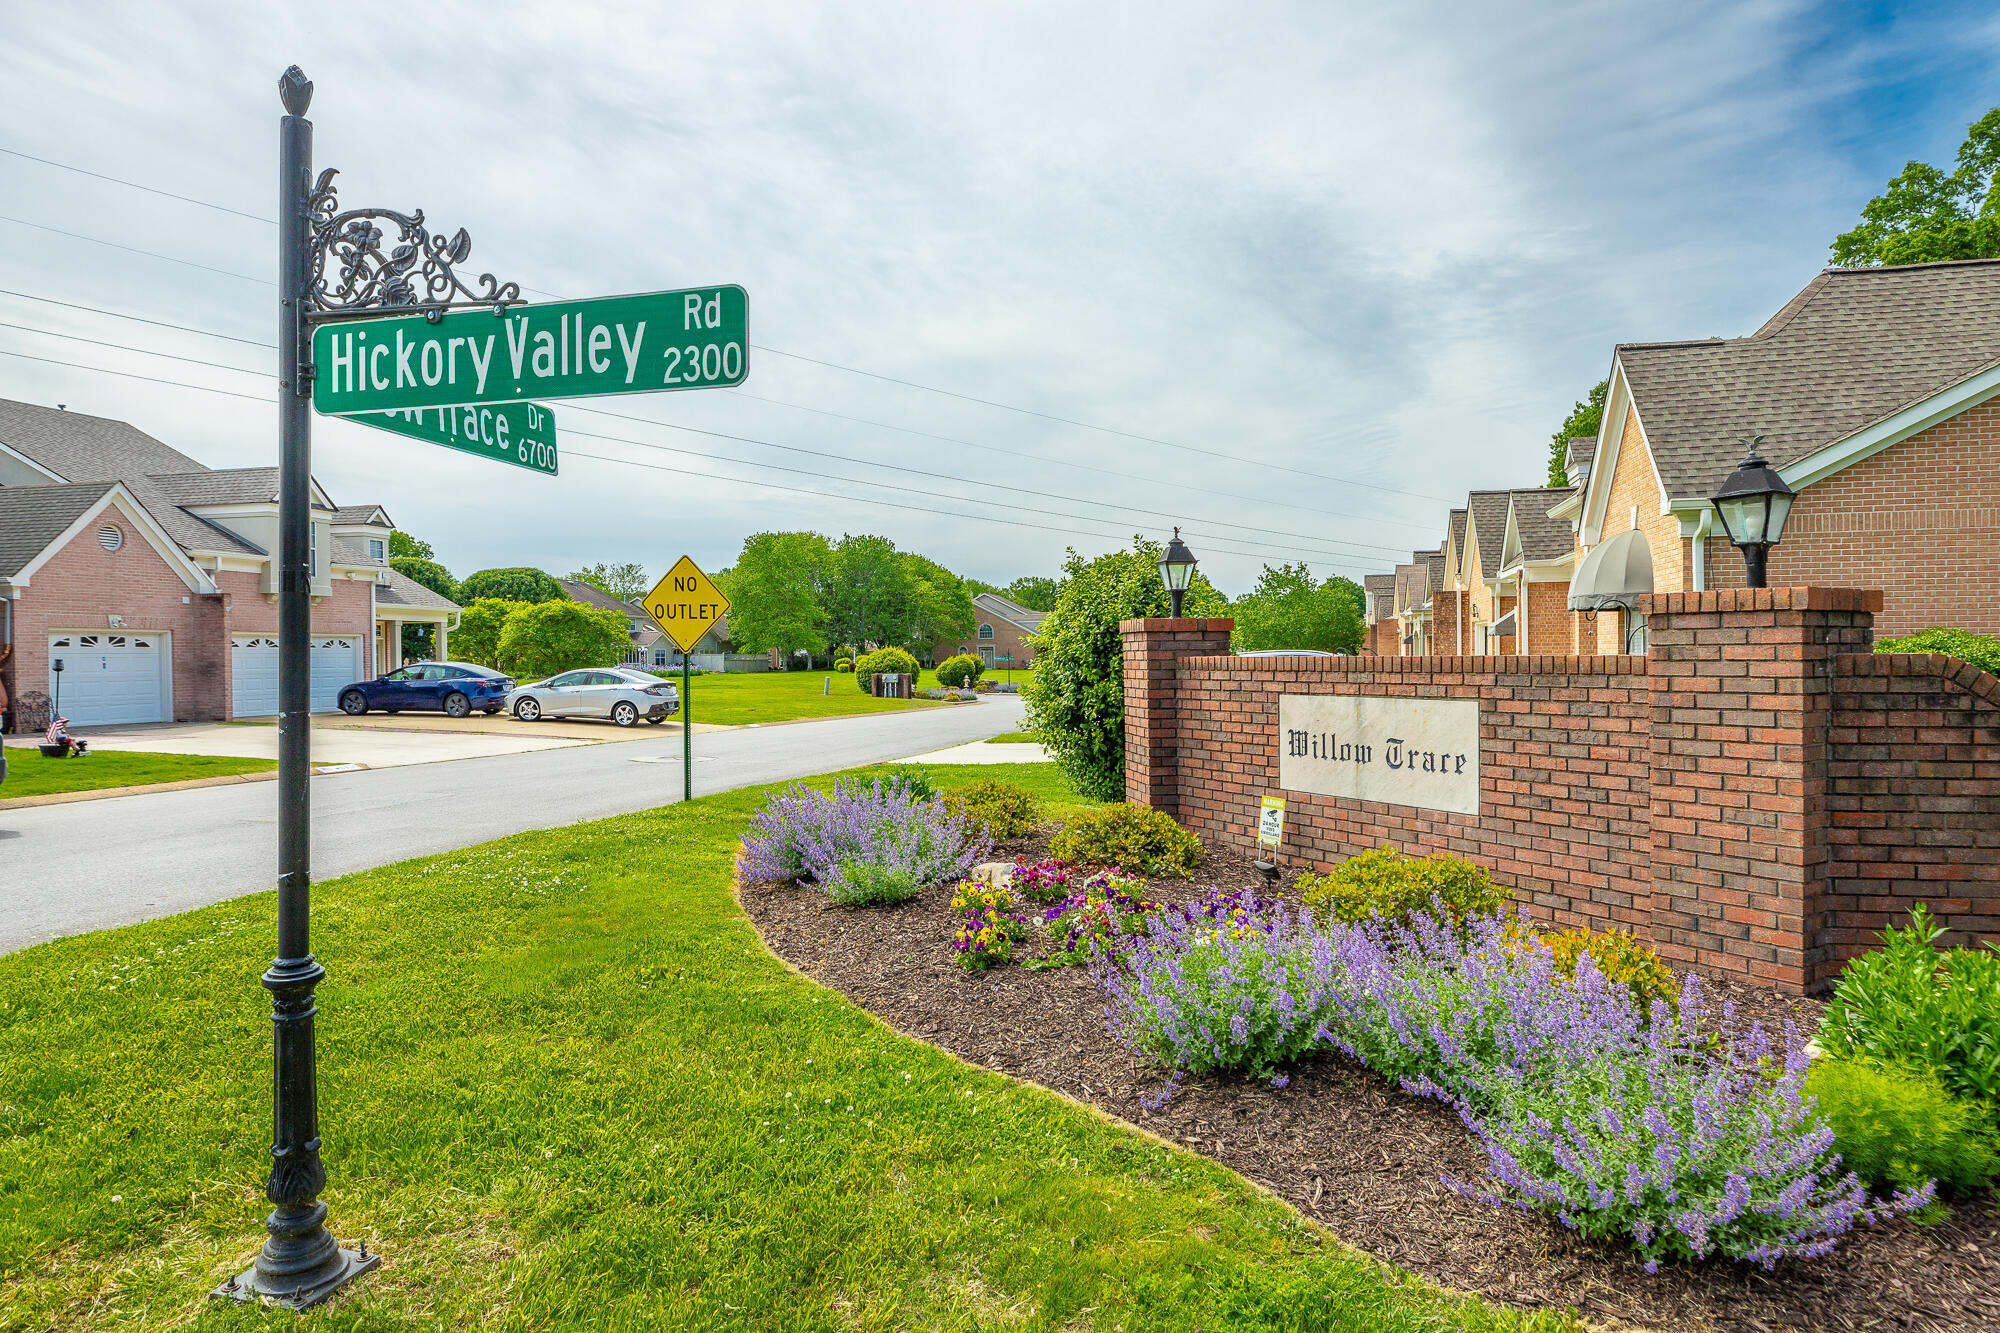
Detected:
left=1618, top=259, right=2000, bottom=499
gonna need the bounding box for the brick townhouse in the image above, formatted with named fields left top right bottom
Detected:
left=0, top=398, right=455, bottom=730
left=1364, top=257, right=2000, bottom=654
left=933, top=592, right=1046, bottom=669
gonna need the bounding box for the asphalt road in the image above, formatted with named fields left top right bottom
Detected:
left=0, top=696, right=1026, bottom=955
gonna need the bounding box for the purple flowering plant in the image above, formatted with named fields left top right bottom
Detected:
left=1096, top=900, right=1337, bottom=1084
left=948, top=880, right=1030, bottom=970
left=738, top=775, right=990, bottom=907
left=1095, top=898, right=1931, bottom=1268
left=1008, top=858, right=1076, bottom=904
left=1031, top=869, right=1160, bottom=969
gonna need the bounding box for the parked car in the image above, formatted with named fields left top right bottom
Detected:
left=507, top=667, right=680, bottom=727
left=337, top=662, right=514, bottom=718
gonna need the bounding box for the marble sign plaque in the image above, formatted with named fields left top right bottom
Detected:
left=1277, top=694, right=1481, bottom=816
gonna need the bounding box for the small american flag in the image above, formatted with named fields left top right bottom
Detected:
left=45, top=717, right=66, bottom=745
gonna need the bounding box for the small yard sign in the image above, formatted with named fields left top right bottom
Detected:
left=643, top=555, right=731, bottom=654
left=1257, top=795, right=1286, bottom=852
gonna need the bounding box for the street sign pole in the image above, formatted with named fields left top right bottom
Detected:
left=641, top=557, right=731, bottom=804
left=682, top=657, right=692, bottom=803
left=215, top=67, right=380, bottom=1309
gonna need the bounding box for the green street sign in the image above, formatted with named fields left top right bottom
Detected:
left=346, top=401, right=558, bottom=475
left=310, top=285, right=747, bottom=415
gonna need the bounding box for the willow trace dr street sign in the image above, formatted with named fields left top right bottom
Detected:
left=345, top=401, right=559, bottom=474
left=308, top=285, right=748, bottom=415
left=644, top=555, right=731, bottom=653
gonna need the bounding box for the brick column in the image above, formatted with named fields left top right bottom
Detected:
left=1120, top=617, right=1234, bottom=815
left=1643, top=587, right=1879, bottom=993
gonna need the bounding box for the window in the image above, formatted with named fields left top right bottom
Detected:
left=654, top=649, right=668, bottom=666
left=977, top=623, right=994, bottom=639
left=368, top=538, right=385, bottom=561
left=310, top=524, right=319, bottom=577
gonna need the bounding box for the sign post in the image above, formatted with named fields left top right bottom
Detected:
left=641, top=556, right=731, bottom=803
left=1254, top=795, right=1286, bottom=881
left=221, top=65, right=749, bottom=1308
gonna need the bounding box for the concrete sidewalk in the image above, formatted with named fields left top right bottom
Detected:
left=895, top=740, right=1049, bottom=764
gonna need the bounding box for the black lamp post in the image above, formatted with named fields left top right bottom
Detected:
left=1158, top=527, right=1198, bottom=618
left=1710, top=437, right=1795, bottom=589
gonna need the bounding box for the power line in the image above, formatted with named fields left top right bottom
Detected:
left=0, top=284, right=1432, bottom=542
left=0, top=344, right=1380, bottom=574
left=0, top=313, right=1402, bottom=562
left=0, top=288, right=274, bottom=348
left=0, top=146, right=274, bottom=223
left=0, top=214, right=272, bottom=285
left=0, top=143, right=1450, bottom=509
left=0, top=320, right=266, bottom=377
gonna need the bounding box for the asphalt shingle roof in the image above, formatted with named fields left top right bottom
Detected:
left=332, top=505, right=389, bottom=525
left=375, top=567, right=460, bottom=611
left=1566, top=434, right=1598, bottom=475
left=1619, top=259, right=2000, bottom=498
left=0, top=482, right=114, bottom=578
left=1508, top=487, right=1576, bottom=563
left=558, top=578, right=644, bottom=615
left=145, top=469, right=283, bottom=506
left=974, top=592, right=1047, bottom=629
left=0, top=399, right=204, bottom=482
left=1466, top=490, right=1514, bottom=579
left=1423, top=553, right=1446, bottom=600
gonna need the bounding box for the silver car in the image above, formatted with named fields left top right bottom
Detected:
left=507, top=667, right=681, bottom=727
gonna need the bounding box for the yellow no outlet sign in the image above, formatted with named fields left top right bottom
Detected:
left=644, top=555, right=731, bottom=653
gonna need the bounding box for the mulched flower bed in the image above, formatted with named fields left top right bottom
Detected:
left=739, top=830, right=2000, bottom=1333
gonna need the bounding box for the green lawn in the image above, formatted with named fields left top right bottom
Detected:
left=683, top=669, right=964, bottom=726
left=983, top=730, right=1041, bottom=745
left=0, top=761, right=1570, bottom=1333
left=0, top=747, right=275, bottom=798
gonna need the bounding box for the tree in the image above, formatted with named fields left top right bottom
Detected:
left=825, top=534, right=911, bottom=649
left=389, top=556, right=458, bottom=603
left=388, top=530, right=433, bottom=560
left=962, top=578, right=1002, bottom=598
left=901, top=553, right=975, bottom=661
left=1547, top=379, right=1607, bottom=488
left=1023, top=538, right=1228, bottom=800
left=1002, top=576, right=1060, bottom=611
left=450, top=598, right=516, bottom=667
left=1833, top=108, right=2000, bottom=267
left=569, top=561, right=648, bottom=602
left=496, top=599, right=633, bottom=679
left=1231, top=564, right=1365, bottom=655
left=457, top=567, right=568, bottom=604
left=723, top=531, right=832, bottom=660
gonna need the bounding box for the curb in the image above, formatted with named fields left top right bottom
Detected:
left=0, top=763, right=365, bottom=810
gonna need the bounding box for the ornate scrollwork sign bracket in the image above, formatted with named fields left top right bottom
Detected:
left=303, top=168, right=521, bottom=325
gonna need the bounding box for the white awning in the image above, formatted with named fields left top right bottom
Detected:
left=1489, top=610, right=1517, bottom=638
left=1568, top=526, right=1654, bottom=611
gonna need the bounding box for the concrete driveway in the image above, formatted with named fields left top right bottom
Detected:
left=50, top=719, right=592, bottom=768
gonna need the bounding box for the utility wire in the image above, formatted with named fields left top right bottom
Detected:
left=0, top=313, right=1404, bottom=562
left=0, top=146, right=274, bottom=223
left=0, top=145, right=1446, bottom=506
left=0, top=284, right=1431, bottom=544
left=0, top=214, right=272, bottom=285
left=0, top=343, right=1378, bottom=574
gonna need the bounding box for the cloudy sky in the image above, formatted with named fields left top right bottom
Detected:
left=2, top=1, right=1996, bottom=596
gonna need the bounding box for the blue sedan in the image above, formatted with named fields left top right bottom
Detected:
left=337, top=661, right=514, bottom=718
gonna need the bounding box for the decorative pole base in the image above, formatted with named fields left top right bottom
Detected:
left=211, top=1241, right=379, bottom=1309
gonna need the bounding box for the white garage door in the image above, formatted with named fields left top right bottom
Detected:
left=232, top=636, right=360, bottom=716
left=48, top=632, right=167, bottom=726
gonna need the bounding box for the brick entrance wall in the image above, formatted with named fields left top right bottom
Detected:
left=1123, top=587, right=2000, bottom=994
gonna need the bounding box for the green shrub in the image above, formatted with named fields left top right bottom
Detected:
left=1049, top=804, right=1201, bottom=877
left=1874, top=626, right=2000, bottom=677
left=1807, top=1060, right=2000, bottom=1198
left=495, top=599, right=634, bottom=679
left=853, top=646, right=919, bottom=693
left=1522, top=924, right=1677, bottom=1014
left=934, top=653, right=985, bottom=688
left=1022, top=540, right=1228, bottom=800
left=1296, top=847, right=1507, bottom=931
left=942, top=779, right=1041, bottom=839
left=824, top=861, right=921, bottom=907
left=1818, top=906, right=2000, bottom=1108
left=881, top=765, right=939, bottom=806
left=835, top=660, right=855, bottom=672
